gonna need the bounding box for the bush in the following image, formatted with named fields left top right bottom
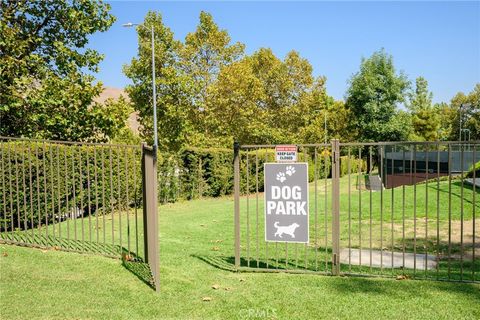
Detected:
left=177, top=147, right=233, bottom=200
left=339, top=155, right=367, bottom=177
left=0, top=141, right=141, bottom=232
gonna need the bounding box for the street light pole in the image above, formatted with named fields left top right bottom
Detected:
left=459, top=103, right=471, bottom=142
left=123, top=22, right=158, bottom=153
left=150, top=25, right=158, bottom=153
left=324, top=111, right=327, bottom=145
left=459, top=104, right=463, bottom=141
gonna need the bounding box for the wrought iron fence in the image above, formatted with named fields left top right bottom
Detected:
left=0, top=136, right=159, bottom=290
left=0, top=137, right=141, bottom=257
left=234, top=141, right=479, bottom=282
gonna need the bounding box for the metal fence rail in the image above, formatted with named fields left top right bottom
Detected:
left=234, top=140, right=479, bottom=283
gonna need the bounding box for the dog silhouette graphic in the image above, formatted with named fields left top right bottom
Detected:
left=273, top=222, right=300, bottom=238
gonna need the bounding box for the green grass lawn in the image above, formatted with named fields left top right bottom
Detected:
left=1, top=194, right=479, bottom=319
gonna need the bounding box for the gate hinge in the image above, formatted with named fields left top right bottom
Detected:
left=332, top=150, right=339, bottom=164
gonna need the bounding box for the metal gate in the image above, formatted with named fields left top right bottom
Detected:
left=234, top=140, right=479, bottom=282
left=0, top=137, right=159, bottom=290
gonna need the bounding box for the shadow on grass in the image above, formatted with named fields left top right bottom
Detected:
left=393, top=236, right=480, bottom=258
left=0, top=231, right=123, bottom=257
left=192, top=254, right=286, bottom=272
left=192, top=253, right=333, bottom=274
left=452, top=180, right=480, bottom=193
left=328, top=274, right=480, bottom=299
left=122, top=255, right=155, bottom=290
left=431, top=181, right=480, bottom=207
left=191, top=254, right=237, bottom=272
left=0, top=231, right=157, bottom=291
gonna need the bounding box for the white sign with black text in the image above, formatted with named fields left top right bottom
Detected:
left=275, top=145, right=297, bottom=163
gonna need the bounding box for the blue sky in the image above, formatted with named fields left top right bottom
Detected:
left=89, top=1, right=480, bottom=103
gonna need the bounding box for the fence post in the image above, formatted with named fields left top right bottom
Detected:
left=331, top=139, right=341, bottom=275
left=234, top=141, right=241, bottom=269
left=142, top=144, right=160, bottom=292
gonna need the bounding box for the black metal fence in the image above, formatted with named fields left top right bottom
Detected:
left=234, top=141, right=479, bottom=282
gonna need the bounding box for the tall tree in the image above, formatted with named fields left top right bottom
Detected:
left=180, top=11, right=245, bottom=146
left=408, top=77, right=440, bottom=141
left=208, top=48, right=331, bottom=145
left=345, top=49, right=410, bottom=142
left=123, top=11, right=192, bottom=151
left=435, top=102, right=455, bottom=140
left=124, top=11, right=244, bottom=150
left=448, top=84, right=480, bottom=141
left=0, top=0, right=125, bottom=141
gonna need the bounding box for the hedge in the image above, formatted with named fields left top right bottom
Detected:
left=339, top=155, right=367, bottom=177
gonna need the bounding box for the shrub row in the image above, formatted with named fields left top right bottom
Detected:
left=339, top=155, right=367, bottom=177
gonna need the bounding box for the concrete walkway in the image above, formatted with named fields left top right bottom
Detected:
left=366, top=175, right=383, bottom=191
left=340, top=248, right=437, bottom=270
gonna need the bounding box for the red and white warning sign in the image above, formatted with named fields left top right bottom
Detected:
left=275, top=145, right=297, bottom=162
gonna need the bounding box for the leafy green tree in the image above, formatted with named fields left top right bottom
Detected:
left=295, top=79, right=355, bottom=144
left=208, top=48, right=332, bottom=145
left=448, top=84, right=480, bottom=141
left=0, top=0, right=125, bottom=141
left=408, top=77, right=440, bottom=141
left=180, top=11, right=245, bottom=146
left=123, top=11, right=192, bottom=151
left=435, top=102, right=455, bottom=140
left=345, top=49, right=410, bottom=142
left=207, top=54, right=268, bottom=145
left=124, top=11, right=244, bottom=150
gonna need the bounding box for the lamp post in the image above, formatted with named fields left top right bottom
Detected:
left=324, top=110, right=327, bottom=145
left=461, top=128, right=471, bottom=150
left=459, top=103, right=471, bottom=142
left=123, top=22, right=158, bottom=153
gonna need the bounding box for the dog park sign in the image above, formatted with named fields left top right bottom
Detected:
left=264, top=163, right=309, bottom=243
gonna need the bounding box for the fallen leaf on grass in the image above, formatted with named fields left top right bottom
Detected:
left=211, top=284, right=220, bottom=290
left=2, top=252, right=7, bottom=257
left=224, top=287, right=232, bottom=291
left=239, top=278, right=246, bottom=282
left=202, top=297, right=212, bottom=302
left=211, top=246, right=220, bottom=251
